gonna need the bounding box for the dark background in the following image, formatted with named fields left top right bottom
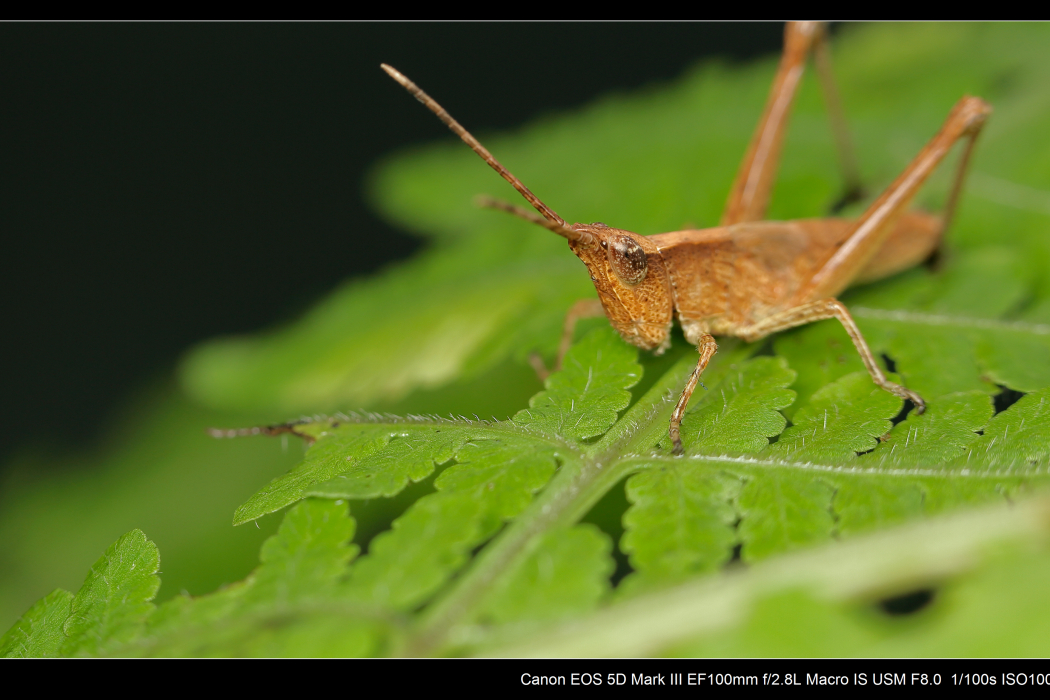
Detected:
left=0, top=23, right=788, bottom=463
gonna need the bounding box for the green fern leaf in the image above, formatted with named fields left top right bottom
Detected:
left=132, top=500, right=379, bottom=657
left=513, top=327, right=642, bottom=441
left=0, top=589, right=73, bottom=658
left=473, top=524, right=614, bottom=626
left=60, top=530, right=160, bottom=657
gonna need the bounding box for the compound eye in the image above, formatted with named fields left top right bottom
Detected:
left=607, top=234, right=648, bottom=286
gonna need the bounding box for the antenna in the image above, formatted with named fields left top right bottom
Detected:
left=382, top=64, right=589, bottom=244
left=474, top=196, right=592, bottom=244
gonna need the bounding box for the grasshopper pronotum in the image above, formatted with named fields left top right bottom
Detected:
left=383, top=22, right=990, bottom=455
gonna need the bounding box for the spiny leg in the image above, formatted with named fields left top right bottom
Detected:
left=669, top=333, right=718, bottom=456
left=529, top=298, right=606, bottom=382
left=792, top=96, right=991, bottom=305
left=739, top=298, right=924, bottom=411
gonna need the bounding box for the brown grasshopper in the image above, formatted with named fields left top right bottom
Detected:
left=382, top=22, right=990, bottom=455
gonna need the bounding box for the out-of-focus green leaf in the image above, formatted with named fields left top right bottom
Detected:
left=180, top=253, right=589, bottom=415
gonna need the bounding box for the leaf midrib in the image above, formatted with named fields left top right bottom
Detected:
left=852, top=306, right=1050, bottom=333
left=627, top=453, right=1050, bottom=478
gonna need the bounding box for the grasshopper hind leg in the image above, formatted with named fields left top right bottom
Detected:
left=721, top=22, right=865, bottom=225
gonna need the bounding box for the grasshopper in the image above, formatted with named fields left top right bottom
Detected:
left=382, top=22, right=990, bottom=455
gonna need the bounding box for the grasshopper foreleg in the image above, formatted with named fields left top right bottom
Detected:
left=530, top=298, right=606, bottom=382
left=669, top=333, right=718, bottom=455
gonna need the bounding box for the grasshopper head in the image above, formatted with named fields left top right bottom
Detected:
left=379, top=66, right=676, bottom=353
left=567, top=223, right=674, bottom=353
